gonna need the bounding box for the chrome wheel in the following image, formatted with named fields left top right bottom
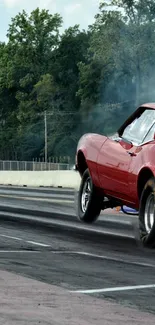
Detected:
left=144, top=193, right=155, bottom=234
left=81, top=178, right=91, bottom=213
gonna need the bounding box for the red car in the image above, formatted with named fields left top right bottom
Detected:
left=75, top=103, right=155, bottom=247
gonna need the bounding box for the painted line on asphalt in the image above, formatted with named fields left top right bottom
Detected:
left=73, top=251, right=155, bottom=268
left=27, top=241, right=51, bottom=247
left=0, top=250, right=40, bottom=253
left=0, top=234, right=51, bottom=247
left=70, top=284, right=155, bottom=294
left=0, top=234, right=22, bottom=241
left=0, top=194, right=73, bottom=204
left=51, top=251, right=155, bottom=268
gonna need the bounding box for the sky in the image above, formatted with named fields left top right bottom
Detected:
left=0, top=0, right=100, bottom=42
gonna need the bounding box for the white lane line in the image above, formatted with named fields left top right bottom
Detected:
left=0, top=250, right=40, bottom=253
left=0, top=234, right=22, bottom=241
left=73, top=251, right=155, bottom=268
left=52, top=251, right=155, bottom=268
left=0, top=234, right=51, bottom=247
left=71, top=284, right=155, bottom=294
left=26, top=241, right=50, bottom=247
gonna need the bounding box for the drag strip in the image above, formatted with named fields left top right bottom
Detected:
left=0, top=218, right=155, bottom=319
left=0, top=185, right=139, bottom=242
left=0, top=186, right=155, bottom=321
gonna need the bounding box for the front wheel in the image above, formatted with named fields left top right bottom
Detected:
left=77, top=168, right=102, bottom=223
left=139, top=177, right=155, bottom=247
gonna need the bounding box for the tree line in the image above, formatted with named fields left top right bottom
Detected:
left=0, top=0, right=155, bottom=162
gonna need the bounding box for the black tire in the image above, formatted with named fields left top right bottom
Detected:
left=77, top=168, right=102, bottom=223
left=139, top=177, right=155, bottom=248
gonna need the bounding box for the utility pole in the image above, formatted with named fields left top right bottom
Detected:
left=44, top=110, right=47, bottom=163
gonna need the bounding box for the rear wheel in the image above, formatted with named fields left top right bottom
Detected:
left=77, top=168, right=102, bottom=223
left=139, top=177, right=155, bottom=247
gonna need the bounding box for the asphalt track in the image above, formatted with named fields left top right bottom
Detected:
left=0, top=185, right=155, bottom=323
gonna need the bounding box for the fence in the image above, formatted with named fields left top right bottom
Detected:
left=0, top=160, right=74, bottom=171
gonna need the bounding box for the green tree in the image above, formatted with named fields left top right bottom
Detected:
left=112, top=0, right=155, bottom=103
left=43, top=25, right=90, bottom=158
left=0, top=8, right=63, bottom=160
left=77, top=0, right=155, bottom=136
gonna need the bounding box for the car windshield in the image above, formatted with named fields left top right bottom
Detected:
left=122, top=109, right=155, bottom=144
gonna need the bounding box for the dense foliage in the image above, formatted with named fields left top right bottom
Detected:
left=0, top=0, right=155, bottom=162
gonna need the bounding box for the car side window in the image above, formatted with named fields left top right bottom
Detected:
left=122, top=109, right=155, bottom=145
left=143, top=123, right=155, bottom=143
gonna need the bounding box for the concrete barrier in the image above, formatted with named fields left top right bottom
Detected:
left=0, top=171, right=81, bottom=189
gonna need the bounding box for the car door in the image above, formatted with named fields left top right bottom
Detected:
left=97, top=108, right=155, bottom=201
left=97, top=137, right=135, bottom=200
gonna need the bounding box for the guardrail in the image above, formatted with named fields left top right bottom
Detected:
left=0, top=160, right=73, bottom=171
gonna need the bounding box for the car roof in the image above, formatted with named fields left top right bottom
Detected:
left=140, top=103, right=155, bottom=109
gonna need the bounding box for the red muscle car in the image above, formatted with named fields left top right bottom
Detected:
left=75, top=103, right=155, bottom=247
